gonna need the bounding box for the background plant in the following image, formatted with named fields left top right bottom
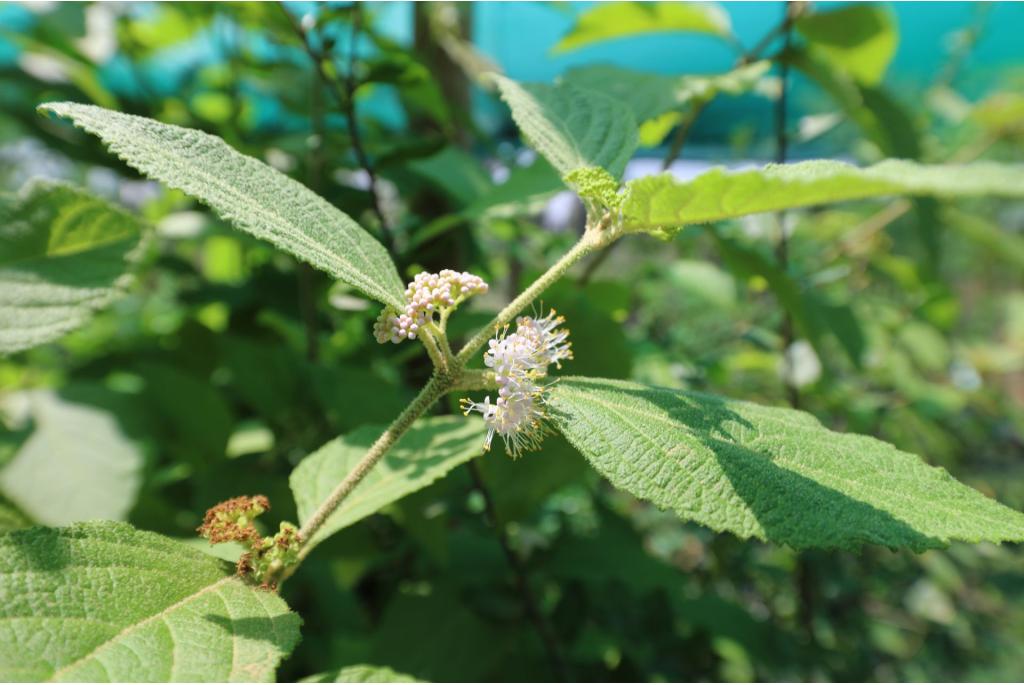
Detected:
left=2, top=2, right=1024, bottom=681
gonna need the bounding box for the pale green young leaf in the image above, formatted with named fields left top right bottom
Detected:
left=0, top=179, right=145, bottom=355
left=0, top=390, right=142, bottom=526
left=623, top=160, right=1024, bottom=237
left=0, top=521, right=301, bottom=682
left=302, top=665, right=421, bottom=683
left=548, top=377, right=1024, bottom=551
left=39, top=102, right=406, bottom=309
left=290, top=416, right=485, bottom=549
left=564, top=167, right=622, bottom=208
left=554, top=1, right=732, bottom=53
left=796, top=4, right=897, bottom=86
left=492, top=76, right=638, bottom=181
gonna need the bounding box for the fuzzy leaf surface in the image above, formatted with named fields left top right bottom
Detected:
left=548, top=377, right=1024, bottom=550
left=554, top=1, right=732, bottom=53
left=562, top=61, right=769, bottom=129
left=0, top=180, right=144, bottom=355
left=623, top=160, right=1024, bottom=236
left=39, top=102, right=405, bottom=309
left=0, top=522, right=301, bottom=682
left=492, top=76, right=638, bottom=181
left=291, top=416, right=485, bottom=549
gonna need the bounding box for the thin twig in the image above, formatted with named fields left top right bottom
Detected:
left=279, top=3, right=395, bottom=253
left=342, top=4, right=395, bottom=252
left=774, top=4, right=800, bottom=410
left=467, top=460, right=571, bottom=681
left=773, top=4, right=816, bottom=643
left=292, top=375, right=449, bottom=564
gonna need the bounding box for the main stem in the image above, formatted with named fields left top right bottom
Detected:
left=296, top=374, right=449, bottom=552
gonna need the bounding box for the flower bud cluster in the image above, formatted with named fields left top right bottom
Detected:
left=462, top=310, right=572, bottom=457
left=238, top=522, right=302, bottom=590
left=198, top=495, right=301, bottom=589
left=374, top=269, right=488, bottom=344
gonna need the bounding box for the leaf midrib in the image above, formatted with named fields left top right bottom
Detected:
left=47, top=575, right=234, bottom=682
left=113, top=113, right=399, bottom=308
left=559, top=384, right=1017, bottom=534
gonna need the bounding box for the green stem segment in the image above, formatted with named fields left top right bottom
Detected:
left=455, top=230, right=604, bottom=366
left=296, top=375, right=448, bottom=556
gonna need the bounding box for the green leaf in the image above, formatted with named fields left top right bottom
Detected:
left=947, top=208, right=1024, bottom=270
left=302, top=665, right=421, bottom=683
left=796, top=4, right=897, bottom=86
left=290, top=416, right=485, bottom=549
left=0, top=391, right=143, bottom=526
left=0, top=179, right=145, bottom=355
left=561, top=61, right=770, bottom=140
left=623, top=160, right=1024, bottom=237
left=554, top=1, right=732, bottom=53
left=38, top=102, right=405, bottom=309
left=0, top=521, right=301, bottom=681
left=548, top=376, right=1024, bottom=551
left=0, top=494, right=32, bottom=534
left=714, top=234, right=864, bottom=369
left=491, top=76, right=638, bottom=181
left=786, top=48, right=921, bottom=158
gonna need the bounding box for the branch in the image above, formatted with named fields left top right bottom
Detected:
left=774, top=4, right=800, bottom=410
left=279, top=3, right=395, bottom=253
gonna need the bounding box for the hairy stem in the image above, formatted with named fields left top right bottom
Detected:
left=295, top=375, right=449, bottom=557
left=457, top=230, right=604, bottom=365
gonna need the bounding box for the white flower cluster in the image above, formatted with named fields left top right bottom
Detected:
left=374, top=269, right=488, bottom=344
left=461, top=310, right=572, bottom=457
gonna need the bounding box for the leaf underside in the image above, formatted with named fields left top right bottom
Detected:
left=39, top=102, right=405, bottom=309
left=549, top=377, right=1024, bottom=551
left=623, top=159, right=1024, bottom=236
left=0, top=521, right=300, bottom=682
left=0, top=179, right=144, bottom=355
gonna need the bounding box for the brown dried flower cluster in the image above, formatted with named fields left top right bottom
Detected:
left=197, top=495, right=270, bottom=544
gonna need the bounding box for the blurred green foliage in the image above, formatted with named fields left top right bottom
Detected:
left=2, top=1, right=1024, bottom=681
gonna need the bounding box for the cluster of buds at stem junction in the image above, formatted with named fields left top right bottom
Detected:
left=198, top=495, right=301, bottom=590
left=374, top=269, right=488, bottom=344
left=461, top=309, right=572, bottom=458
left=237, top=522, right=302, bottom=590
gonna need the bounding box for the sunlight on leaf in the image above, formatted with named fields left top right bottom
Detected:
left=0, top=522, right=300, bottom=681
left=549, top=376, right=1024, bottom=550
